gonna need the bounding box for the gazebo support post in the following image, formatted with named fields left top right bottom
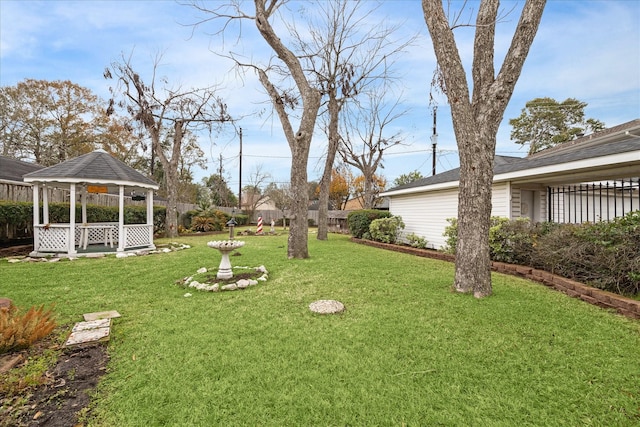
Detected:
left=68, top=184, right=77, bottom=255
left=81, top=189, right=87, bottom=224
left=118, top=185, right=125, bottom=253
left=147, top=189, right=155, bottom=249
left=31, top=184, right=40, bottom=255
left=42, top=185, right=49, bottom=224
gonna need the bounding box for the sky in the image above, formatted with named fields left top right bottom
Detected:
left=1, top=0, right=639, bottom=191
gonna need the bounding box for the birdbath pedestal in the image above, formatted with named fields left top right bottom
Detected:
left=207, top=240, right=246, bottom=280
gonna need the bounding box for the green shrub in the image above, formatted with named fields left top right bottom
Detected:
left=191, top=216, right=216, bottom=232
left=369, top=216, right=404, bottom=244
left=444, top=216, right=526, bottom=260
left=233, top=214, right=250, bottom=226
left=0, top=202, right=33, bottom=241
left=405, top=232, right=428, bottom=249
left=531, top=211, right=640, bottom=296
left=189, top=210, right=230, bottom=232
left=489, top=217, right=541, bottom=265
left=180, top=210, right=198, bottom=229
left=442, top=218, right=458, bottom=254
left=347, top=210, right=391, bottom=238
left=443, top=212, right=640, bottom=296
left=0, top=201, right=167, bottom=237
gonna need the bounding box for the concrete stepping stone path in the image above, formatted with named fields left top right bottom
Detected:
left=65, top=310, right=120, bottom=347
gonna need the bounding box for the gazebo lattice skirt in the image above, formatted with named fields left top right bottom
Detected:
left=124, top=224, right=153, bottom=249
left=36, top=227, right=69, bottom=252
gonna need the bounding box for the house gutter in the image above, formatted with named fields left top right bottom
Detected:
left=493, top=150, right=640, bottom=184
left=381, top=180, right=460, bottom=197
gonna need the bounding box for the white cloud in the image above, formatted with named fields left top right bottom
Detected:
left=1, top=0, right=638, bottom=184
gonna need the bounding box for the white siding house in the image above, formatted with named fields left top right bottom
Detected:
left=382, top=119, right=640, bottom=250
left=389, top=182, right=512, bottom=249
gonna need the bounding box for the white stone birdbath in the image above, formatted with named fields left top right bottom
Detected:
left=207, top=240, right=246, bottom=279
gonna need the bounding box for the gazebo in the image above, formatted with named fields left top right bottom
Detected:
left=23, top=150, right=159, bottom=257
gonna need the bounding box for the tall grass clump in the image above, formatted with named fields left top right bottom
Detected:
left=0, top=302, right=57, bottom=354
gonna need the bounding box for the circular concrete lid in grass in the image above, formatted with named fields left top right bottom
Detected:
left=309, top=300, right=345, bottom=314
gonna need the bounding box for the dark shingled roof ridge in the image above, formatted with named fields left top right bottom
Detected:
left=23, top=150, right=157, bottom=186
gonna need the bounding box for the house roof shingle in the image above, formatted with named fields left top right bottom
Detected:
left=0, top=156, right=44, bottom=183
left=385, top=119, right=640, bottom=194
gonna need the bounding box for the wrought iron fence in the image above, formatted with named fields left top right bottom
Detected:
left=548, top=178, right=639, bottom=223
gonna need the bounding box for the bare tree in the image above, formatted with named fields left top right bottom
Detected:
left=241, top=164, right=272, bottom=221
left=105, top=53, right=230, bottom=238
left=265, top=181, right=293, bottom=223
left=189, top=0, right=322, bottom=258
left=422, top=0, right=546, bottom=297
left=339, top=89, right=407, bottom=209
left=285, top=0, right=414, bottom=240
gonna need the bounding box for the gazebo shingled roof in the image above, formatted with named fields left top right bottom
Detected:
left=23, top=150, right=157, bottom=188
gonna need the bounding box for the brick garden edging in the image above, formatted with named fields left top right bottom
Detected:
left=352, top=238, right=640, bottom=320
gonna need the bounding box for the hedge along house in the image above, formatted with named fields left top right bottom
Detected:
left=381, top=119, right=640, bottom=250
left=23, top=150, right=159, bottom=257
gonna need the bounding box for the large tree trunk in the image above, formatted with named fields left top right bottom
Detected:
left=289, top=141, right=310, bottom=258
left=164, top=175, right=179, bottom=238
left=423, top=0, right=546, bottom=297
left=316, top=174, right=330, bottom=240
left=453, top=124, right=496, bottom=297
left=254, top=1, right=322, bottom=258
left=317, top=97, right=341, bottom=241
left=155, top=120, right=184, bottom=239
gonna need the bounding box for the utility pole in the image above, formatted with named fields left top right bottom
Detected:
left=217, top=154, right=224, bottom=207
left=238, top=127, right=243, bottom=212
left=431, top=106, right=438, bottom=176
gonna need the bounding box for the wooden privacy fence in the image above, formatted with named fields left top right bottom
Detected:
left=249, top=209, right=350, bottom=233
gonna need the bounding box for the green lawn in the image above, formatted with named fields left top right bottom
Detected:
left=2, top=232, right=639, bottom=426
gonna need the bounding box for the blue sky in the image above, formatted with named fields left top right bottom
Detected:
left=1, top=0, right=639, bottom=189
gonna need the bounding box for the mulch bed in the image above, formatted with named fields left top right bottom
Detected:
left=1, top=341, right=109, bottom=427
left=0, top=245, right=33, bottom=258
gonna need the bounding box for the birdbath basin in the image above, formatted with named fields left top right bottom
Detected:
left=208, top=240, right=246, bottom=280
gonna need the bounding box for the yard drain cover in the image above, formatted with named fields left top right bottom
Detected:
left=309, top=300, right=345, bottom=314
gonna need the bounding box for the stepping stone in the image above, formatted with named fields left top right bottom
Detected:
left=73, top=318, right=111, bottom=331
left=65, top=318, right=111, bottom=347
left=309, top=299, right=345, bottom=314
left=83, top=310, right=121, bottom=321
